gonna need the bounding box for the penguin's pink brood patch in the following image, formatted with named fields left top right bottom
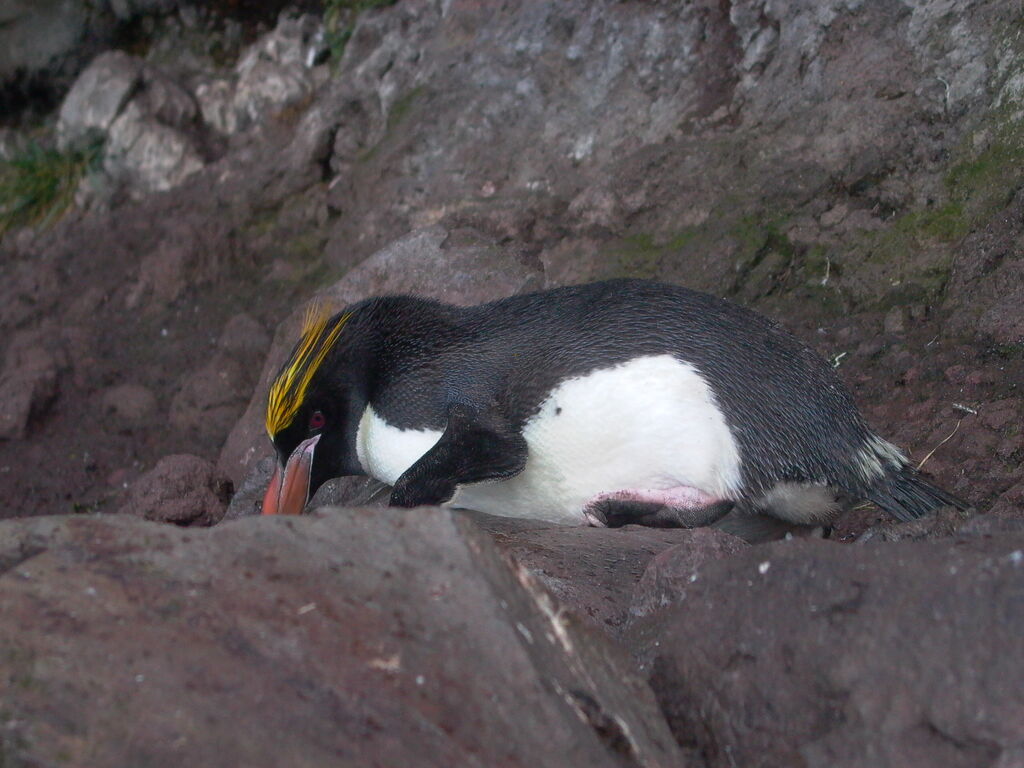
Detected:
left=582, top=486, right=720, bottom=528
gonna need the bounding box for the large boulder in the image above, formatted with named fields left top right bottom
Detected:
left=54, top=50, right=208, bottom=196
left=56, top=51, right=142, bottom=150
left=0, top=1, right=101, bottom=94
left=479, top=517, right=749, bottom=636
left=0, top=508, right=683, bottom=767
left=196, top=12, right=325, bottom=135
left=626, top=524, right=1024, bottom=768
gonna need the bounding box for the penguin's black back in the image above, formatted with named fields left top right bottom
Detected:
left=354, top=279, right=888, bottom=502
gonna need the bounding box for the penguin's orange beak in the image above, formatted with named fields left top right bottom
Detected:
left=262, top=435, right=320, bottom=515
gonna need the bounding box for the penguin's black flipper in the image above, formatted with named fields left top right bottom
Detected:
left=866, top=465, right=971, bottom=522
left=389, top=403, right=528, bottom=507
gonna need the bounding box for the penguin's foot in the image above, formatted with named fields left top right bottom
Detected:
left=583, top=488, right=734, bottom=529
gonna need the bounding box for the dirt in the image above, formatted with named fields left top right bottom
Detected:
left=0, top=181, right=306, bottom=518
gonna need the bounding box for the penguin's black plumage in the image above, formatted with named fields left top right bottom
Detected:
left=261, top=279, right=968, bottom=528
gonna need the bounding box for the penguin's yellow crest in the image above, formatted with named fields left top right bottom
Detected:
left=266, top=300, right=350, bottom=438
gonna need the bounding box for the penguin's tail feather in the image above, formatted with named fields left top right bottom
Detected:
left=866, top=464, right=970, bottom=523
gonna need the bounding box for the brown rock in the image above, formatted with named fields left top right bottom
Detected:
left=101, top=383, right=158, bottom=425
left=629, top=529, right=748, bottom=619
left=883, top=306, right=906, bottom=334
left=990, top=481, right=1024, bottom=519
left=980, top=399, right=1022, bottom=432
left=217, top=312, right=270, bottom=358
left=0, top=509, right=683, bottom=767
left=855, top=504, right=974, bottom=542
left=476, top=516, right=723, bottom=635
left=0, top=341, right=60, bottom=440
left=170, top=355, right=253, bottom=445
left=627, top=535, right=1024, bottom=768
left=117, top=454, right=232, bottom=526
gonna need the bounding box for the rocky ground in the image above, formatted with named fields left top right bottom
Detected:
left=1, top=1, right=1022, bottom=766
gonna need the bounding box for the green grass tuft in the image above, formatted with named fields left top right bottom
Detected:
left=0, top=141, right=100, bottom=235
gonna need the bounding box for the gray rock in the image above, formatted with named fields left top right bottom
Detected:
left=105, top=101, right=205, bottom=194
left=0, top=509, right=683, bottom=767
left=0, top=0, right=93, bottom=87
left=57, top=54, right=206, bottom=198
left=0, top=1, right=188, bottom=97
left=136, top=66, right=200, bottom=129
left=194, top=77, right=236, bottom=134
left=117, top=453, right=232, bottom=526
left=222, top=453, right=276, bottom=520
left=57, top=51, right=142, bottom=151
left=195, top=12, right=323, bottom=135
left=627, top=534, right=1024, bottom=768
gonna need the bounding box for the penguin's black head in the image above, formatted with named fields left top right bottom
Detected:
left=261, top=301, right=372, bottom=516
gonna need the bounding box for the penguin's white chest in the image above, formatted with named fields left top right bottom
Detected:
left=355, top=407, right=444, bottom=487
left=356, top=354, right=742, bottom=524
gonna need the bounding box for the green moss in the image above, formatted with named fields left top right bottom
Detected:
left=990, top=342, right=1024, bottom=360
left=324, top=0, right=398, bottom=64
left=282, top=231, right=327, bottom=262
left=944, top=138, right=1024, bottom=224
left=387, top=87, right=423, bottom=132
left=602, top=229, right=700, bottom=279
left=0, top=141, right=100, bottom=235
left=71, top=498, right=108, bottom=514
left=729, top=213, right=792, bottom=259
left=892, top=202, right=969, bottom=242
left=727, top=214, right=796, bottom=292
left=356, top=86, right=425, bottom=163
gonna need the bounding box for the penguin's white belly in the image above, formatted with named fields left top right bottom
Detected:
left=356, top=355, right=742, bottom=525
left=452, top=355, right=742, bottom=523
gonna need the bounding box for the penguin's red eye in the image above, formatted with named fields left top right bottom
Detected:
left=308, top=410, right=326, bottom=430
